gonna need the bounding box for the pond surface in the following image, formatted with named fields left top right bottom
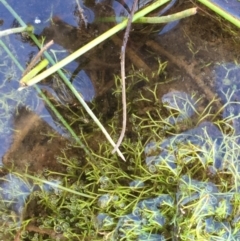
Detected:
left=1, top=0, right=240, bottom=240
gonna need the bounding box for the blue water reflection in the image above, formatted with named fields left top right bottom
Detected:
left=0, top=0, right=97, bottom=161
left=1, top=0, right=95, bottom=34
left=0, top=173, right=60, bottom=227
left=210, top=0, right=240, bottom=19
left=214, top=62, right=240, bottom=135
left=0, top=174, right=31, bottom=217
left=141, top=61, right=240, bottom=238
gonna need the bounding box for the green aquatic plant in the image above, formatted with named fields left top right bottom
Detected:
left=0, top=38, right=38, bottom=139
left=0, top=25, right=33, bottom=37
left=1, top=1, right=240, bottom=240
left=196, top=0, right=240, bottom=28
left=0, top=0, right=199, bottom=159
left=1, top=74, right=240, bottom=240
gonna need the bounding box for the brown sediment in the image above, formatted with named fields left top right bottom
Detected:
left=146, top=39, right=222, bottom=110
left=2, top=107, right=67, bottom=173
left=111, top=35, right=152, bottom=75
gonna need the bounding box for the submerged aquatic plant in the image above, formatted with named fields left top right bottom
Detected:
left=1, top=1, right=240, bottom=240
left=0, top=68, right=239, bottom=240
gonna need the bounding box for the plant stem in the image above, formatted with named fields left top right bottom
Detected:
left=112, top=0, right=139, bottom=154
left=1, top=0, right=170, bottom=161
left=99, top=8, right=197, bottom=24
left=14, top=0, right=170, bottom=87
left=0, top=25, right=33, bottom=37
left=20, top=59, right=49, bottom=85
left=0, top=39, right=92, bottom=158
left=21, top=40, right=54, bottom=78
left=197, top=0, right=240, bottom=28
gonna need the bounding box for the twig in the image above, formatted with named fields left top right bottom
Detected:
left=112, top=0, right=139, bottom=154
left=111, top=34, right=152, bottom=74
left=27, top=224, right=62, bottom=239
left=14, top=229, right=21, bottom=241
left=22, top=40, right=54, bottom=77
left=76, top=0, right=88, bottom=28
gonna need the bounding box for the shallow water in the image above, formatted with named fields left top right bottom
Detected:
left=1, top=0, right=240, bottom=240
left=210, top=0, right=240, bottom=19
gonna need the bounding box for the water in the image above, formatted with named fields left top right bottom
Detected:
left=1, top=0, right=240, bottom=240
left=210, top=0, right=240, bottom=19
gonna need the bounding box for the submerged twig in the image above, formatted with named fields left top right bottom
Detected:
left=146, top=40, right=222, bottom=110
left=21, top=40, right=54, bottom=77
left=112, top=0, right=139, bottom=154
left=76, top=0, right=88, bottom=28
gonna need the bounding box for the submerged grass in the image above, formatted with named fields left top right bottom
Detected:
left=0, top=0, right=198, bottom=160
left=0, top=68, right=240, bottom=240
left=0, top=0, right=126, bottom=160
left=1, top=1, right=240, bottom=240
left=196, top=0, right=240, bottom=28
left=0, top=38, right=92, bottom=158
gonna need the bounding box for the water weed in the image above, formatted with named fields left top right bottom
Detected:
left=0, top=70, right=239, bottom=240
left=0, top=1, right=240, bottom=240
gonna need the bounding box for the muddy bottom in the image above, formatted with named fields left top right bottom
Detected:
left=2, top=107, right=68, bottom=173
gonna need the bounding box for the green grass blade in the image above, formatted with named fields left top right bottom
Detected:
left=20, top=59, right=49, bottom=85
left=0, top=0, right=126, bottom=160
left=24, top=173, right=95, bottom=199
left=0, top=25, right=33, bottom=37
left=17, top=0, right=170, bottom=87
left=0, top=38, right=92, bottom=158
left=197, top=0, right=240, bottom=28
